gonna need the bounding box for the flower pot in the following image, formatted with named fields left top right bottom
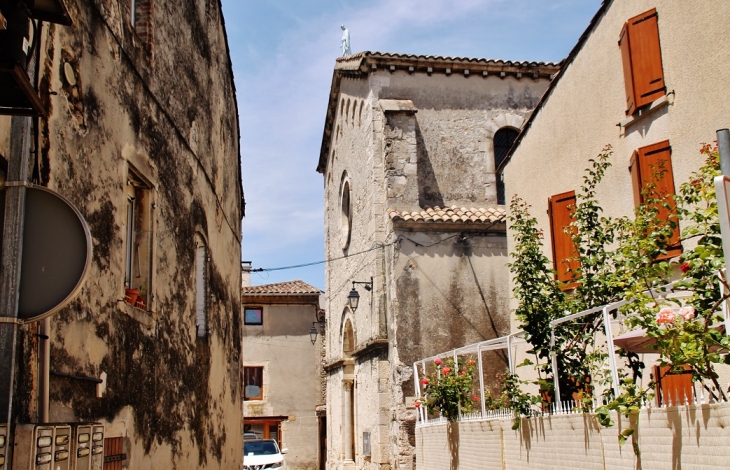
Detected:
left=125, top=288, right=140, bottom=306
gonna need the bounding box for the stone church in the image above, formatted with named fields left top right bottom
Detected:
left=316, top=52, right=559, bottom=469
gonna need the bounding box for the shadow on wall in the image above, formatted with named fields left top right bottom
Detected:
left=447, top=422, right=459, bottom=470
left=416, top=121, right=444, bottom=209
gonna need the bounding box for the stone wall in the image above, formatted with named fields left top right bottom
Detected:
left=322, top=61, right=554, bottom=469
left=1, top=0, right=243, bottom=468
left=416, top=403, right=730, bottom=470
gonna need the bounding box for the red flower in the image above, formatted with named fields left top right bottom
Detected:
left=472, top=395, right=479, bottom=401
left=414, top=401, right=421, bottom=408
left=421, top=378, right=429, bottom=385
left=459, top=370, right=466, bottom=376
left=442, top=367, right=451, bottom=375
left=680, top=262, right=691, bottom=273
left=434, top=358, right=442, bottom=365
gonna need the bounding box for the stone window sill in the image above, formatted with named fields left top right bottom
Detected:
left=618, top=94, right=671, bottom=129
left=117, top=300, right=155, bottom=328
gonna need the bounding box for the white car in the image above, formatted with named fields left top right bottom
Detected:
left=243, top=439, right=287, bottom=470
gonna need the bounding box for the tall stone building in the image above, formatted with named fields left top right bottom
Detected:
left=317, top=52, right=559, bottom=469
left=0, top=0, right=244, bottom=468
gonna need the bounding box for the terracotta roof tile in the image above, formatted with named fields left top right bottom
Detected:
left=387, top=205, right=506, bottom=225
left=242, top=280, right=322, bottom=296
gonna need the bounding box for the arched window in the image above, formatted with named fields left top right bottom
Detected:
left=493, top=127, right=519, bottom=205
left=339, top=174, right=352, bottom=250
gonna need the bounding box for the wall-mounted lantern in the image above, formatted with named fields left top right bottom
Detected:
left=309, top=308, right=326, bottom=345
left=347, top=277, right=373, bottom=313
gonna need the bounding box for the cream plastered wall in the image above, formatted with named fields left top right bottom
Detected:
left=503, top=0, right=730, bottom=397
left=0, top=0, right=244, bottom=468
left=243, top=303, right=320, bottom=470
left=416, top=402, right=730, bottom=470
left=322, top=67, right=553, bottom=469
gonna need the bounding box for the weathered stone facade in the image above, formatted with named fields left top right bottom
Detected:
left=0, top=0, right=243, bottom=468
left=317, top=52, right=558, bottom=469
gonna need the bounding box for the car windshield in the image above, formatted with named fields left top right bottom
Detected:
left=244, top=441, right=279, bottom=456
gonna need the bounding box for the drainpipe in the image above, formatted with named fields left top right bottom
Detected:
left=38, top=317, right=50, bottom=423
left=717, top=129, right=730, bottom=177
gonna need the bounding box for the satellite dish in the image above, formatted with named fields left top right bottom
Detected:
left=0, top=185, right=92, bottom=322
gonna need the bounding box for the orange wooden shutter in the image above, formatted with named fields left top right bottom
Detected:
left=654, top=365, right=693, bottom=406
left=548, top=191, right=579, bottom=286
left=619, top=8, right=665, bottom=115
left=629, top=141, right=681, bottom=259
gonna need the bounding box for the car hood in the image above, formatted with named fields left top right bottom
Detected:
left=244, top=453, right=284, bottom=466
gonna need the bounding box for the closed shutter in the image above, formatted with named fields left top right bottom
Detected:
left=655, top=365, right=693, bottom=406
left=629, top=140, right=681, bottom=259
left=195, top=245, right=207, bottom=337
left=548, top=190, right=579, bottom=286
left=619, top=8, right=665, bottom=115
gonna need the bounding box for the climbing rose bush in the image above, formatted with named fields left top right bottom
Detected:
left=416, top=357, right=477, bottom=421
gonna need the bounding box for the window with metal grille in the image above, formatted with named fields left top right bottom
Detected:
left=493, top=128, right=519, bottom=205
left=244, top=307, right=263, bottom=326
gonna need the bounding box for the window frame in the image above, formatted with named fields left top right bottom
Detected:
left=618, top=8, right=666, bottom=116
left=493, top=127, right=520, bottom=205
left=244, top=366, right=264, bottom=401
left=123, top=169, right=154, bottom=310
left=629, top=140, right=681, bottom=260
left=244, top=307, right=263, bottom=326
left=548, top=190, right=580, bottom=289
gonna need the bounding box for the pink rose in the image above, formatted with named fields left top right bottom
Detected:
left=421, top=378, right=429, bottom=385
left=434, top=358, right=442, bottom=365
left=442, top=367, right=451, bottom=375
left=656, top=307, right=676, bottom=325
left=678, top=306, right=695, bottom=321
left=414, top=401, right=421, bottom=408
left=460, top=370, right=466, bottom=376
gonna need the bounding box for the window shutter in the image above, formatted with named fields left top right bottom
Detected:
left=654, top=365, right=693, bottom=406
left=629, top=140, right=681, bottom=259
left=619, top=8, right=665, bottom=115
left=548, top=190, right=579, bottom=286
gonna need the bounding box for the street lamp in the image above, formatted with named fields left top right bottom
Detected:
left=347, top=277, right=373, bottom=313
left=309, top=308, right=326, bottom=345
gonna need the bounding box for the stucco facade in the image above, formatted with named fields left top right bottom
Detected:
left=0, top=0, right=244, bottom=468
left=317, top=52, right=559, bottom=469
left=502, top=0, right=730, bottom=389
left=242, top=280, right=324, bottom=470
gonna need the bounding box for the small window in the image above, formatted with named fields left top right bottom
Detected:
left=629, top=140, right=681, bottom=259
left=124, top=170, right=153, bottom=309
left=244, top=307, right=263, bottom=326
left=244, top=367, right=264, bottom=401
left=340, top=175, right=352, bottom=250
left=548, top=190, right=579, bottom=288
left=618, top=8, right=665, bottom=115
left=493, top=128, right=519, bottom=205
left=195, top=240, right=207, bottom=337
left=130, top=0, right=153, bottom=46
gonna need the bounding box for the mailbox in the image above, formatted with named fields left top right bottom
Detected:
left=71, top=425, right=91, bottom=470
left=52, top=426, right=71, bottom=470
left=89, top=426, right=103, bottom=470
left=13, top=424, right=53, bottom=470
left=0, top=424, right=7, bottom=470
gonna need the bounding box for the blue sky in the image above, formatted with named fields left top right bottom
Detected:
left=220, top=0, right=603, bottom=290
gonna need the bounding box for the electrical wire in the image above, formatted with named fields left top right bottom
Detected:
left=249, top=240, right=396, bottom=273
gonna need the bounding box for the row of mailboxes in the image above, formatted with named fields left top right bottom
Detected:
left=12, top=423, right=104, bottom=470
